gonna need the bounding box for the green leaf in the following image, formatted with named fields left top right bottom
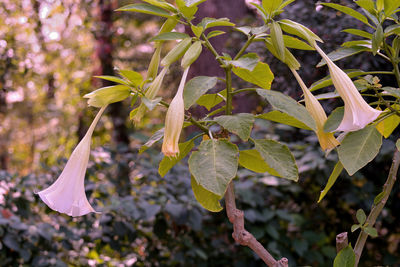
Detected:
left=317, top=47, right=368, bottom=67
left=116, top=3, right=172, bottom=18
left=376, top=106, right=400, bottom=138
left=196, top=92, right=226, bottom=110
left=262, top=0, right=283, bottom=14
left=355, top=0, right=376, bottom=14
left=257, top=110, right=312, bottom=130
left=270, top=21, right=285, bottom=61
left=265, top=39, right=301, bottom=70
left=324, top=107, right=344, bottom=133
left=233, top=62, right=274, bottom=89
left=342, top=28, right=373, bottom=39
left=382, top=87, right=400, bottom=98
left=139, top=128, right=164, bottom=153
left=253, top=139, right=298, bottom=181
left=356, top=209, right=367, bottom=224
left=341, top=40, right=372, bottom=48
left=181, top=41, right=202, bottom=68
left=310, top=70, right=366, bottom=91
left=320, top=3, right=370, bottom=26
left=338, top=125, right=382, bottom=176
left=384, top=0, right=400, bottom=16
left=191, top=176, right=223, bottom=212
left=279, top=19, right=322, bottom=44
left=333, top=245, right=356, bottom=267
left=199, top=17, right=235, bottom=29
left=364, top=226, right=378, bottom=237
left=142, top=96, right=162, bottom=110
left=183, top=76, right=218, bottom=109
left=351, top=224, right=361, bottom=232
left=161, top=37, right=192, bottom=66
left=239, top=149, right=280, bottom=176
left=207, top=30, right=225, bottom=39
left=84, top=85, right=131, bottom=107
left=185, top=0, right=207, bottom=7
left=214, top=113, right=255, bottom=141
left=94, top=75, right=130, bottom=86
left=318, top=161, right=344, bottom=202
left=119, top=70, right=143, bottom=87
left=189, top=139, right=239, bottom=196
left=282, top=35, right=314, bottom=50
left=384, top=24, right=400, bottom=36
left=256, top=89, right=316, bottom=131
left=374, top=191, right=385, bottom=205
left=142, top=0, right=177, bottom=12
left=149, top=32, right=190, bottom=42
left=176, top=0, right=197, bottom=20
left=159, top=140, right=195, bottom=177
left=191, top=25, right=203, bottom=38
left=372, top=24, right=384, bottom=55
left=230, top=53, right=259, bottom=71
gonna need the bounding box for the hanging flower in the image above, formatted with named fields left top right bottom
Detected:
left=314, top=44, right=382, bottom=132
left=162, top=67, right=190, bottom=157
left=38, top=106, right=107, bottom=217
left=291, top=68, right=340, bottom=150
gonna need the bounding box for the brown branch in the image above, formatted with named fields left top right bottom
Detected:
left=225, top=183, right=288, bottom=267
left=336, top=232, right=348, bottom=253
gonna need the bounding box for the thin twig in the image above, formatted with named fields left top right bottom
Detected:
left=353, top=149, right=400, bottom=266
left=225, top=183, right=287, bottom=266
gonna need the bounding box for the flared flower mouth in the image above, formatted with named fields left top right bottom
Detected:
left=37, top=106, right=107, bottom=217
left=314, top=44, right=382, bottom=132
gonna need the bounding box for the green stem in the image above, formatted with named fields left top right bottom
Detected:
left=372, top=87, right=400, bottom=117
left=200, top=32, right=225, bottom=66
left=188, top=116, right=210, bottom=134
left=225, top=67, right=233, bottom=115
left=233, top=35, right=256, bottom=60
left=353, top=149, right=400, bottom=266
left=363, top=71, right=394, bottom=75
left=232, top=88, right=258, bottom=95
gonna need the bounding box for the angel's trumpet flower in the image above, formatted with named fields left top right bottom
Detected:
left=314, top=45, right=382, bottom=132
left=162, top=67, right=189, bottom=157
left=38, top=106, right=107, bottom=216
left=291, top=68, right=340, bottom=150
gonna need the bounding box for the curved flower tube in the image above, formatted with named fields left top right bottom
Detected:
left=162, top=67, right=190, bottom=157
left=314, top=44, right=382, bottom=132
left=38, top=106, right=107, bottom=216
left=291, top=68, right=340, bottom=150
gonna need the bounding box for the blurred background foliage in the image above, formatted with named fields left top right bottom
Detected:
left=0, top=0, right=399, bottom=266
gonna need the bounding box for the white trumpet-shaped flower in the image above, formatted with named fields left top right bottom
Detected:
left=314, top=44, right=382, bottom=132
left=291, top=68, right=340, bottom=150
left=162, top=67, right=189, bottom=157
left=38, top=106, right=107, bottom=217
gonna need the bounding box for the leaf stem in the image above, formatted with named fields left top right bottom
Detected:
left=353, top=149, right=400, bottom=266
left=233, top=35, right=256, bottom=60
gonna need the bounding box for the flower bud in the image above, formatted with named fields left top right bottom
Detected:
left=181, top=41, right=202, bottom=69
left=162, top=67, right=190, bottom=157
left=161, top=38, right=192, bottom=67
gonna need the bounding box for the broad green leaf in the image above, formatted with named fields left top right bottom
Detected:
left=142, top=0, right=177, bottom=12
left=333, top=245, right=355, bottom=267
left=384, top=24, right=400, bottom=36
left=214, top=113, right=255, bottom=141
left=233, top=62, right=274, bottom=89
left=191, top=25, right=203, bottom=38
left=279, top=0, right=296, bottom=10
left=283, top=35, right=314, bottom=50
left=338, top=125, right=382, bottom=175
left=183, top=76, right=218, bottom=109
left=372, top=24, right=384, bottom=55
left=196, top=92, right=225, bottom=110
left=239, top=149, right=280, bottom=176
left=355, top=0, right=376, bottom=14
left=139, top=128, right=164, bottom=153
left=279, top=19, right=322, bottom=44
left=342, top=28, right=373, bottom=39
left=351, top=224, right=361, bottom=232
left=191, top=176, right=223, bottom=212
left=199, top=17, right=235, bottom=29
left=116, top=3, right=172, bottom=18
left=119, top=70, right=143, bottom=87
left=262, top=0, right=283, bottom=14
left=84, top=85, right=130, bottom=107
left=341, top=40, right=371, bottom=47
left=320, top=3, right=370, bottom=25
left=384, top=0, right=400, bottom=16
left=256, top=89, right=316, bottom=131
left=356, top=209, right=367, bottom=224
left=159, top=140, right=194, bottom=177
left=207, top=30, right=225, bottom=39
left=324, top=107, right=344, bottom=133
left=310, top=70, right=366, bottom=91
left=376, top=105, right=400, bottom=138
left=265, top=39, right=300, bottom=70
left=257, top=110, right=312, bottom=130
left=318, top=161, right=344, bottom=202
left=364, top=226, right=378, bottom=237
left=230, top=53, right=259, bottom=71
left=377, top=0, right=384, bottom=11
left=270, top=21, right=285, bottom=61
left=149, top=32, right=190, bottom=42
left=188, top=139, right=238, bottom=196
left=253, top=139, right=298, bottom=181
left=176, top=0, right=197, bottom=20
left=317, top=47, right=368, bottom=67
left=94, top=75, right=130, bottom=86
